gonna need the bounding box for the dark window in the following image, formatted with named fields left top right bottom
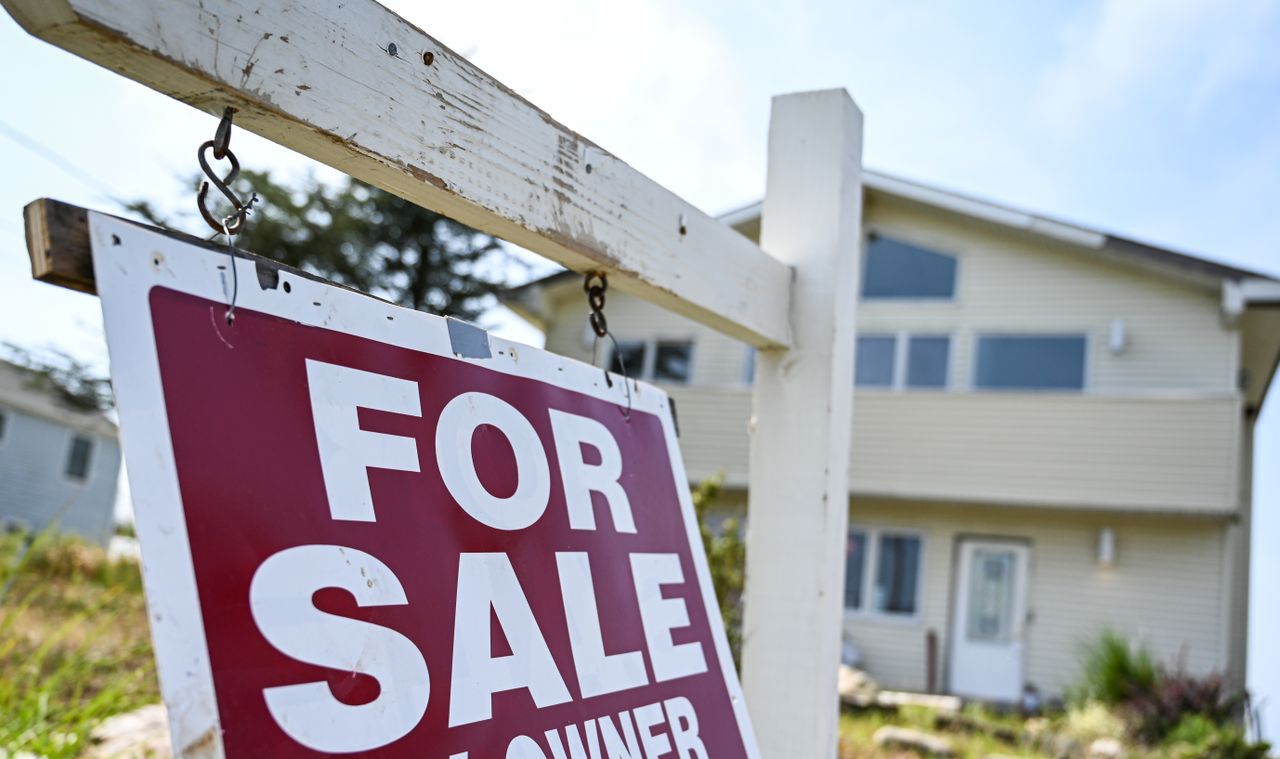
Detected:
left=975, top=335, right=1087, bottom=390
left=609, top=341, right=646, bottom=377
left=845, top=531, right=867, bottom=610
left=855, top=336, right=896, bottom=387
left=65, top=435, right=93, bottom=481
left=906, top=336, right=950, bottom=388
left=0, top=410, right=7, bottom=442
left=874, top=534, right=921, bottom=615
left=653, top=341, right=693, bottom=383
left=862, top=234, right=957, bottom=299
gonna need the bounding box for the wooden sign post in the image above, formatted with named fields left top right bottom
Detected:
left=6, top=1, right=863, bottom=756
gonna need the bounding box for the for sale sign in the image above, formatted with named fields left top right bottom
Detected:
left=91, top=214, right=758, bottom=758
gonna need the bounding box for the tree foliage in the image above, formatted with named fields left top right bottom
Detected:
left=692, top=476, right=745, bottom=668
left=1, top=344, right=113, bottom=413
left=128, top=170, right=509, bottom=321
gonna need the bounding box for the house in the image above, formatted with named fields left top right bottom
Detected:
left=502, top=170, right=1280, bottom=703
left=0, top=359, right=122, bottom=545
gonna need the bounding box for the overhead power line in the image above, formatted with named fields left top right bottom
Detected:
left=0, top=118, right=119, bottom=200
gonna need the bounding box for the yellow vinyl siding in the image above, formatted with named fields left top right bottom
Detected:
left=847, top=500, right=1231, bottom=696
left=537, top=196, right=1244, bottom=514
left=543, top=198, right=1238, bottom=396
left=663, top=386, right=1240, bottom=514
left=848, top=393, right=1240, bottom=514
left=708, top=495, right=1231, bottom=697
left=861, top=199, right=1237, bottom=393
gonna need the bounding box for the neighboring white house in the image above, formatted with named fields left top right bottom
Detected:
left=0, top=359, right=122, bottom=545
left=503, top=170, right=1280, bottom=703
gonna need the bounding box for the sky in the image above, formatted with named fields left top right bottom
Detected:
left=1, top=0, right=1277, bottom=742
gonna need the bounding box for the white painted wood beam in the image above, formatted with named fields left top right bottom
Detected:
left=741, top=90, right=863, bottom=758
left=2, top=0, right=793, bottom=348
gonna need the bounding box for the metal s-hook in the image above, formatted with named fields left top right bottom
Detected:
left=197, top=108, right=257, bottom=236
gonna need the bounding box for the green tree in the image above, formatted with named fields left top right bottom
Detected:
left=692, top=476, right=746, bottom=668
left=1, top=343, right=113, bottom=412
left=129, top=170, right=509, bottom=321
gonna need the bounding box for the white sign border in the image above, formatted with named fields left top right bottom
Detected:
left=90, top=212, right=759, bottom=758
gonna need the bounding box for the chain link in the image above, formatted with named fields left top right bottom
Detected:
left=584, top=272, right=608, bottom=338
left=583, top=272, right=631, bottom=419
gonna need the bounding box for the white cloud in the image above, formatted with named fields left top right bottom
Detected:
left=1034, top=0, right=1280, bottom=133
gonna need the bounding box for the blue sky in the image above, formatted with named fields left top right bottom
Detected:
left=0, top=0, right=1277, bottom=741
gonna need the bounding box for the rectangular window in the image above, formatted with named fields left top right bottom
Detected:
left=861, top=234, right=957, bottom=299
left=608, top=341, right=646, bottom=377
left=845, top=531, right=867, bottom=609
left=0, top=409, right=7, bottom=442
left=975, top=335, right=1087, bottom=390
left=65, top=435, right=93, bottom=482
left=845, top=527, right=923, bottom=618
left=966, top=549, right=1016, bottom=643
left=906, top=336, right=950, bottom=388
left=874, top=534, right=922, bottom=615
left=652, top=341, right=693, bottom=383
left=609, top=339, right=693, bottom=384
left=855, top=336, right=896, bottom=387
left=856, top=334, right=951, bottom=390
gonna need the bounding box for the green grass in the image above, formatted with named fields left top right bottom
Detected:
left=0, top=532, right=158, bottom=758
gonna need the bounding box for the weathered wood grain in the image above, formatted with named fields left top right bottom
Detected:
left=22, top=197, right=400, bottom=308
left=2, top=0, right=794, bottom=347
left=24, top=198, right=95, bottom=294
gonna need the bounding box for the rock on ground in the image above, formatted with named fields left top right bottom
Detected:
left=837, top=664, right=879, bottom=707
left=872, top=725, right=956, bottom=758
left=87, top=703, right=171, bottom=759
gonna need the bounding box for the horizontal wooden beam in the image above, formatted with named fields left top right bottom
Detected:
left=25, top=197, right=403, bottom=298
left=24, top=198, right=94, bottom=294
left=3, top=0, right=793, bottom=348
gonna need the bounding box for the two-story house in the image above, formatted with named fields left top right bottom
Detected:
left=502, top=171, right=1280, bottom=703
left=0, top=359, right=122, bottom=545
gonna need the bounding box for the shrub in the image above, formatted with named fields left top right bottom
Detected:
left=692, top=476, right=744, bottom=668
left=1073, top=632, right=1250, bottom=746
left=1162, top=714, right=1270, bottom=759
left=1126, top=669, right=1242, bottom=745
left=1074, top=630, right=1158, bottom=706
left=1061, top=701, right=1126, bottom=743
left=1165, top=714, right=1223, bottom=747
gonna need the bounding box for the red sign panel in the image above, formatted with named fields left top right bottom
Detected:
left=94, top=216, right=757, bottom=758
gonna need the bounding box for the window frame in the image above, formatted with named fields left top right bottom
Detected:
left=844, top=524, right=927, bottom=624
left=855, top=331, right=954, bottom=392
left=63, top=432, right=95, bottom=484
left=860, top=229, right=961, bottom=302
left=607, top=337, right=696, bottom=385
left=971, top=332, right=1092, bottom=393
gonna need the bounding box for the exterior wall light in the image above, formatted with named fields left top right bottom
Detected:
left=1109, top=319, right=1128, bottom=355
left=1098, top=527, right=1117, bottom=567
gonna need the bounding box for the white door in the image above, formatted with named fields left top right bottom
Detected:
left=948, top=540, right=1030, bottom=702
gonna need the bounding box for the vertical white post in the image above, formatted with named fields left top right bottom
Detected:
left=741, top=89, right=863, bottom=758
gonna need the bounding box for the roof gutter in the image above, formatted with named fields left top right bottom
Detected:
left=1222, top=278, right=1280, bottom=323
